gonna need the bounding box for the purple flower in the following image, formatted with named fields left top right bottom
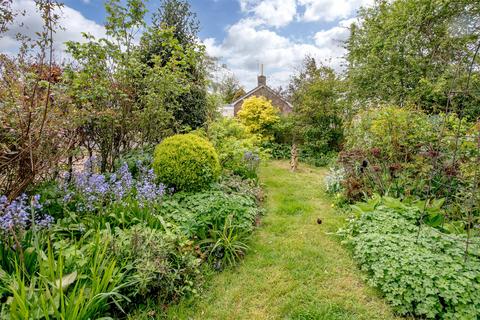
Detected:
left=62, top=160, right=166, bottom=210
left=110, top=163, right=133, bottom=200
left=135, top=166, right=165, bottom=205
left=83, top=156, right=100, bottom=173
left=0, top=194, right=30, bottom=231
left=0, top=194, right=52, bottom=233
left=72, top=171, right=109, bottom=211
left=35, top=214, right=55, bottom=229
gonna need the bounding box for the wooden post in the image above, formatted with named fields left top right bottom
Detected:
left=290, top=143, right=298, bottom=172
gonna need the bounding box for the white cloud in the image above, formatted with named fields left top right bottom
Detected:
left=0, top=0, right=105, bottom=57
left=314, top=17, right=357, bottom=47
left=237, top=0, right=372, bottom=27
left=239, top=0, right=297, bottom=28
left=204, top=18, right=352, bottom=89
left=299, top=0, right=372, bottom=22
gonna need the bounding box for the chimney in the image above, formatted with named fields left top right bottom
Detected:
left=257, top=64, right=266, bottom=86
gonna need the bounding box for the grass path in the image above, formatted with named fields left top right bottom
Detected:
left=167, top=161, right=398, bottom=320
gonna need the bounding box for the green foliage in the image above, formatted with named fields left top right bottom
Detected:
left=152, top=0, right=199, bottom=47
left=1, top=232, right=130, bottom=319
left=346, top=0, right=480, bottom=117
left=140, top=0, right=209, bottom=133
left=337, top=105, right=474, bottom=202
left=340, top=196, right=480, bottom=319
left=198, top=216, right=249, bottom=270
left=114, top=145, right=154, bottom=178
left=205, top=118, right=262, bottom=179
left=1, top=149, right=262, bottom=318
left=290, top=59, right=345, bottom=153
left=345, top=106, right=435, bottom=161
left=265, top=142, right=337, bottom=167
left=237, top=96, right=280, bottom=141
left=1, top=1, right=265, bottom=319
left=111, top=225, right=201, bottom=302
left=214, top=74, right=244, bottom=104
left=156, top=176, right=263, bottom=269
left=160, top=190, right=261, bottom=241
left=153, top=134, right=221, bottom=191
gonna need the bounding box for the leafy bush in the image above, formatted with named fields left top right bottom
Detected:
left=265, top=142, right=337, bottom=167
left=264, top=142, right=292, bottom=160
left=161, top=190, right=260, bottom=240
left=340, top=197, right=480, bottom=319
left=337, top=106, right=473, bottom=202
left=237, top=96, right=280, bottom=141
left=205, top=118, right=262, bottom=179
left=159, top=180, right=263, bottom=269
left=345, top=106, right=436, bottom=162
left=213, top=173, right=264, bottom=204
left=111, top=225, right=202, bottom=303
left=198, top=216, right=249, bottom=270
left=153, top=134, right=221, bottom=191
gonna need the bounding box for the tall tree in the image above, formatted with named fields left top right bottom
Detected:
left=346, top=0, right=480, bottom=117
left=153, top=0, right=199, bottom=46
left=140, top=0, right=209, bottom=131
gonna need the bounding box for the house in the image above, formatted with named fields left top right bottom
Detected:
left=222, top=68, right=293, bottom=117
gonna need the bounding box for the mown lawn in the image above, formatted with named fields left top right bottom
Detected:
left=140, top=160, right=399, bottom=319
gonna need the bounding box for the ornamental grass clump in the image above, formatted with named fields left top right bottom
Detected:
left=153, top=134, right=221, bottom=191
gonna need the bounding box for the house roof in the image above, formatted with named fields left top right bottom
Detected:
left=231, top=84, right=293, bottom=110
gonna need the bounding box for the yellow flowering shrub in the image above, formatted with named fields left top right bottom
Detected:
left=237, top=96, right=280, bottom=141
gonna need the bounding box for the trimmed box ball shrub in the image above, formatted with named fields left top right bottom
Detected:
left=153, top=133, right=220, bottom=191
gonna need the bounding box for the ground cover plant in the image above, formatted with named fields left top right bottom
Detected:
left=339, top=196, right=480, bottom=319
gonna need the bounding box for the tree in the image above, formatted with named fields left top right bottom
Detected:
left=218, top=74, right=244, bottom=103
left=140, top=0, right=209, bottom=131
left=66, top=0, right=201, bottom=170
left=153, top=0, right=199, bottom=47
left=66, top=0, right=147, bottom=171
left=232, top=88, right=246, bottom=102
left=346, top=0, right=480, bottom=117
left=237, top=96, right=280, bottom=141
left=0, top=0, right=75, bottom=198
left=290, top=57, right=345, bottom=155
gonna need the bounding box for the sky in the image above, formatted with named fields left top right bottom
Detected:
left=0, top=0, right=372, bottom=89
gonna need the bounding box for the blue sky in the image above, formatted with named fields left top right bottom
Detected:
left=1, top=0, right=372, bottom=88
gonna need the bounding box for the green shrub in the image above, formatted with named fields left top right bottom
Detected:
left=337, top=106, right=473, bottom=202
left=111, top=225, right=202, bottom=303
left=345, top=106, right=436, bottom=162
left=159, top=186, right=262, bottom=269
left=153, top=134, right=221, bottom=191
left=161, top=190, right=260, bottom=240
left=205, top=118, right=262, bottom=179
left=340, top=196, right=480, bottom=319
